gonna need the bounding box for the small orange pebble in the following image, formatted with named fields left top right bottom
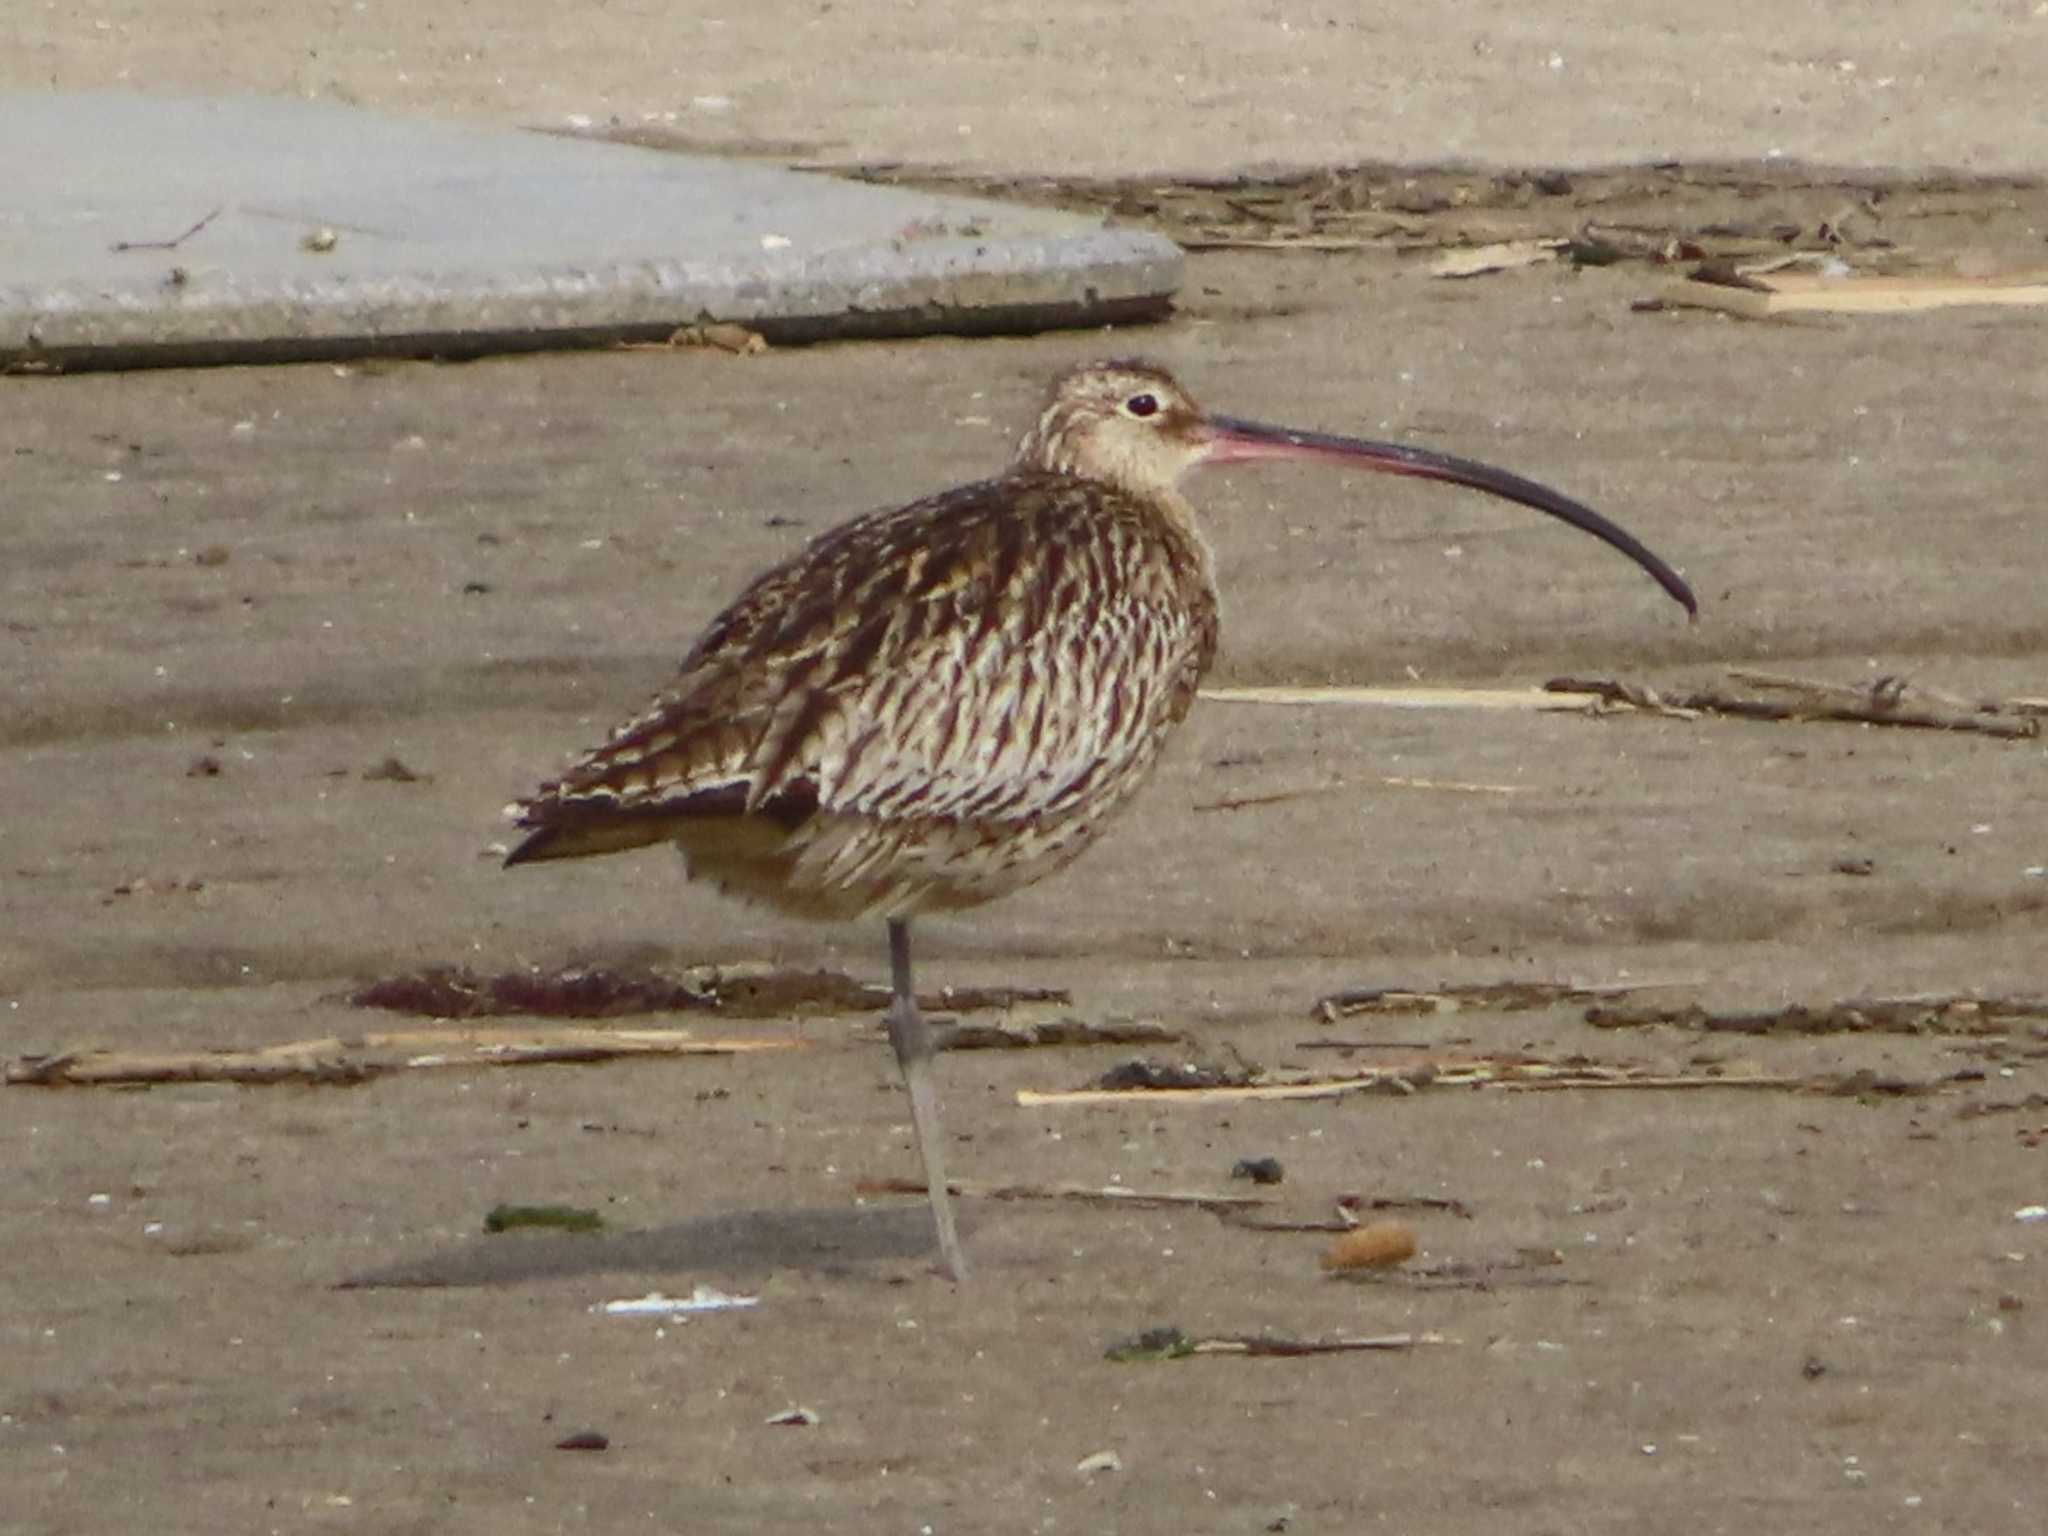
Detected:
left=1319, top=1221, right=1418, bottom=1273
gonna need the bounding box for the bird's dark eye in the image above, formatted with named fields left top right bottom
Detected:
left=1125, top=392, right=1160, bottom=418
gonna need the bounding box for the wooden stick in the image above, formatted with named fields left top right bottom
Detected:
left=1548, top=672, right=2039, bottom=739
left=1177, top=235, right=1388, bottom=252
left=1018, top=1055, right=1956, bottom=1108
left=1762, top=271, right=2048, bottom=313
left=8, top=1007, right=1177, bottom=1089
left=1217, top=665, right=2024, bottom=735
left=1312, top=977, right=1691, bottom=1021
left=1019, top=1077, right=1417, bottom=1107
left=1428, top=240, right=1566, bottom=278
left=1203, top=684, right=1595, bottom=712
left=1379, top=776, right=1530, bottom=795
left=7, top=1026, right=799, bottom=1088
left=1019, top=1059, right=1502, bottom=1108
left=1192, top=1332, right=1449, bottom=1357
left=1226, top=1194, right=1474, bottom=1230
left=1726, top=667, right=2040, bottom=722
left=1651, top=269, right=2048, bottom=319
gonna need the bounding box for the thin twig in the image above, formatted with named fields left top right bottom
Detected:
left=1106, top=1326, right=1450, bottom=1361
left=1193, top=782, right=1350, bottom=813
left=1224, top=1193, right=1474, bottom=1230
left=853, top=1176, right=1268, bottom=1209
left=1178, top=235, right=1384, bottom=251
left=1193, top=776, right=1526, bottom=813
left=110, top=206, right=223, bottom=253
left=1295, top=1039, right=1442, bottom=1051
left=1373, top=1256, right=1586, bottom=1292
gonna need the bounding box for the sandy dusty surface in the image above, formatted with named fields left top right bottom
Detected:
left=7, top=11, right=2048, bottom=1536
left=12, top=2, right=2048, bottom=175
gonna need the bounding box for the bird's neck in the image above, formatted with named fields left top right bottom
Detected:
left=1149, top=485, right=1215, bottom=586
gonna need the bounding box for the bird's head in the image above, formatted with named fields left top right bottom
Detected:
left=1014, top=359, right=1215, bottom=493
left=1013, top=357, right=1697, bottom=617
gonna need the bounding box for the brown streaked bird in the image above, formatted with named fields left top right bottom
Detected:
left=505, top=359, right=1696, bottom=1281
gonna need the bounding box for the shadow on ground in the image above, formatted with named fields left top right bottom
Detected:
left=335, top=1202, right=956, bottom=1288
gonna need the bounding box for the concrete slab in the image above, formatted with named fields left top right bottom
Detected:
left=0, top=92, right=1181, bottom=372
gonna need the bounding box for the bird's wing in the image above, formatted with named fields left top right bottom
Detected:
left=509, top=472, right=1215, bottom=857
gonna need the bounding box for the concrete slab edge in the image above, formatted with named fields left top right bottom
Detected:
left=1, top=230, right=1183, bottom=373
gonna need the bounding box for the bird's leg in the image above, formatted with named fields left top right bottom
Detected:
left=885, top=918, right=969, bottom=1281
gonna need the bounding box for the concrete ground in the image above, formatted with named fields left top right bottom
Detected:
left=0, top=92, right=1177, bottom=367
left=10, top=2, right=2047, bottom=175
left=4, top=7, right=2046, bottom=1535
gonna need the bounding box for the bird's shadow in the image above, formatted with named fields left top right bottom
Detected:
left=335, top=1202, right=960, bottom=1290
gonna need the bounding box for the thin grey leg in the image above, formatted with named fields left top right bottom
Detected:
left=885, top=918, right=969, bottom=1281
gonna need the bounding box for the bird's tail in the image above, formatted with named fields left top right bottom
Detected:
left=502, top=779, right=819, bottom=868
left=501, top=813, right=684, bottom=867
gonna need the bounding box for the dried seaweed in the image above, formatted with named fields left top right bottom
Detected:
left=349, top=964, right=719, bottom=1020
left=941, top=1014, right=1179, bottom=1050
left=1588, top=994, right=2048, bottom=1039
left=483, top=1203, right=604, bottom=1235
left=1094, top=1058, right=1256, bottom=1091
left=348, top=962, right=1069, bottom=1021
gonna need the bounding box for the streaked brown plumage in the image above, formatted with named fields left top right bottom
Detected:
left=507, top=359, right=1696, bottom=1282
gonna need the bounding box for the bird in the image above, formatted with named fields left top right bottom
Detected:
left=504, top=358, right=1696, bottom=1282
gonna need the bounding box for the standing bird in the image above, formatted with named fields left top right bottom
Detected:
left=505, top=360, right=1695, bottom=1281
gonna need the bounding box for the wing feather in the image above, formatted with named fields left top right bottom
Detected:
left=508, top=470, right=1216, bottom=862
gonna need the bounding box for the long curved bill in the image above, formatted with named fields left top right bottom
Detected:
left=1199, top=415, right=1697, bottom=617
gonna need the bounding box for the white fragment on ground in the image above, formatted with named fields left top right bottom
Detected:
left=2014, top=1205, right=2047, bottom=1223
left=1075, top=1450, right=1123, bottom=1476
left=595, top=1284, right=760, bottom=1317
left=765, top=1407, right=819, bottom=1427
left=1428, top=239, right=1565, bottom=279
